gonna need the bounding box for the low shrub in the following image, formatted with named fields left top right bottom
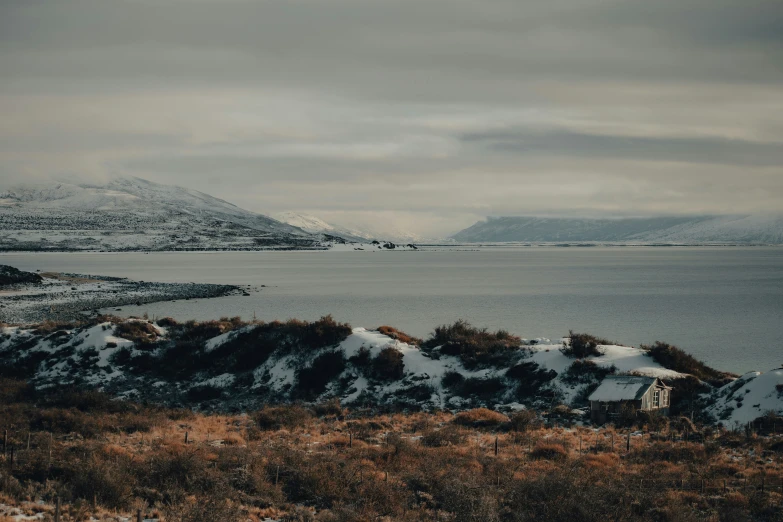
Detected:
left=371, top=347, right=405, bottom=381
left=561, top=360, right=616, bottom=385
left=631, top=442, right=706, bottom=463
left=377, top=326, right=422, bottom=346
left=255, top=405, right=313, bottom=431
left=561, top=331, right=609, bottom=358
left=187, top=384, right=224, bottom=402
left=455, top=376, right=505, bottom=400
left=348, top=346, right=371, bottom=368
left=422, top=320, right=520, bottom=369
left=441, top=370, right=465, bottom=389
left=114, top=321, right=160, bottom=345
left=641, top=341, right=734, bottom=386
left=312, top=398, right=343, bottom=417
left=509, top=410, right=538, bottom=432
left=530, top=442, right=567, bottom=460
left=420, top=425, right=467, bottom=447
left=505, top=362, right=557, bottom=396
left=452, top=408, right=509, bottom=428
left=295, top=351, right=346, bottom=399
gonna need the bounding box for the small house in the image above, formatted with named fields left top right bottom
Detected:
left=588, top=375, right=672, bottom=424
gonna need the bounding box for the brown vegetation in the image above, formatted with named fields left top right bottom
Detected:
left=561, top=331, right=610, bottom=358
left=0, top=379, right=781, bottom=521
left=422, top=320, right=521, bottom=368
left=642, top=341, right=736, bottom=386
left=376, top=326, right=422, bottom=346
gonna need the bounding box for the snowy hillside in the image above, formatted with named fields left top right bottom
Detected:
left=451, top=215, right=783, bottom=244
left=1, top=317, right=751, bottom=419
left=0, top=177, right=323, bottom=251
left=707, top=369, right=783, bottom=426
left=274, top=212, right=370, bottom=242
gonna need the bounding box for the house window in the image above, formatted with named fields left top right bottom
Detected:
left=662, top=391, right=668, bottom=407
left=653, top=390, right=660, bottom=408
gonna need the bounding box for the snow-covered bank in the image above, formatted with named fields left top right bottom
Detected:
left=2, top=317, right=778, bottom=424
left=707, top=369, right=783, bottom=426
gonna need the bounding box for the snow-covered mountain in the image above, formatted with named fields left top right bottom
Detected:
left=273, top=212, right=370, bottom=242
left=451, top=215, right=783, bottom=244
left=275, top=211, right=443, bottom=244
left=0, top=176, right=323, bottom=251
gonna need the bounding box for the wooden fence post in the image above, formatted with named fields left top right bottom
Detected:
left=26, top=432, right=31, bottom=451
left=54, top=496, right=61, bottom=522
left=184, top=431, right=188, bottom=444
left=494, top=436, right=499, bottom=457
left=136, top=508, right=142, bottom=522
left=349, top=432, right=353, bottom=448
left=626, top=431, right=631, bottom=452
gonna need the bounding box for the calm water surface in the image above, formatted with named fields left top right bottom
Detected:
left=3, top=247, right=782, bottom=373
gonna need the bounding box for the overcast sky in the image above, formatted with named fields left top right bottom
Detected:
left=1, top=0, right=781, bottom=236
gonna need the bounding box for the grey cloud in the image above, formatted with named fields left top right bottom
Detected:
left=461, top=129, right=783, bottom=167
left=0, top=0, right=781, bottom=236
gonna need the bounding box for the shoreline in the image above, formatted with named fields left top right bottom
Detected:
left=0, top=270, right=244, bottom=324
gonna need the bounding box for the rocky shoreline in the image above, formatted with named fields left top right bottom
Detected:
left=0, top=265, right=243, bottom=324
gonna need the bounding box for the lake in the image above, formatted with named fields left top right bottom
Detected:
left=2, top=247, right=782, bottom=374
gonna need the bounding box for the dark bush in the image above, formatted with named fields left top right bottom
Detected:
left=441, top=370, right=465, bottom=389
left=455, top=376, right=505, bottom=400
left=505, top=362, right=557, bottom=396
left=348, top=346, right=372, bottom=368
left=295, top=350, right=346, bottom=399
left=186, top=384, right=224, bottom=402
left=561, top=360, right=616, bottom=385
left=422, top=320, right=520, bottom=369
left=642, top=341, right=734, bottom=386
left=371, top=347, right=405, bottom=381
left=561, top=331, right=608, bottom=358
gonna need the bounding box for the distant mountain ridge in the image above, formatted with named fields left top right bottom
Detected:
left=275, top=211, right=437, bottom=243
left=451, top=215, right=783, bottom=244
left=274, top=212, right=370, bottom=242
left=0, top=176, right=322, bottom=251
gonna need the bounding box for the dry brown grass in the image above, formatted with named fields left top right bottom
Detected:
left=376, top=326, right=422, bottom=345
left=452, top=408, right=509, bottom=427
left=0, top=383, right=781, bottom=521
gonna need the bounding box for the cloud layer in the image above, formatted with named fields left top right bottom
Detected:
left=1, top=0, right=781, bottom=235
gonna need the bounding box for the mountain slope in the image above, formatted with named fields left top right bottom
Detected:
left=451, top=215, right=783, bottom=244
left=274, top=212, right=370, bottom=242
left=274, top=211, right=436, bottom=243
left=0, top=176, right=322, bottom=251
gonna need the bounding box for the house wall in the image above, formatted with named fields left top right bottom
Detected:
left=590, top=383, right=672, bottom=424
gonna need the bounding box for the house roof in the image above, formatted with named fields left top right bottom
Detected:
left=588, top=376, right=658, bottom=402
